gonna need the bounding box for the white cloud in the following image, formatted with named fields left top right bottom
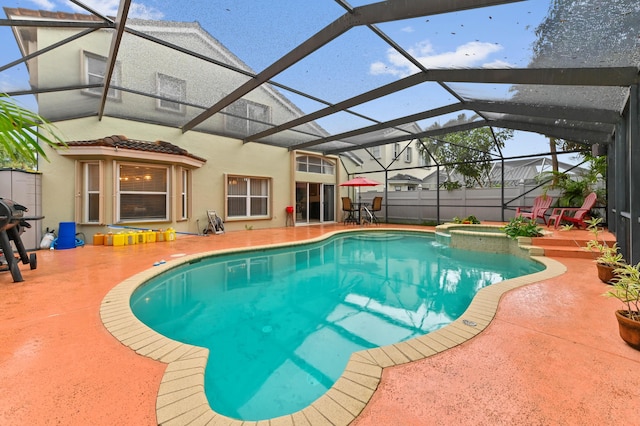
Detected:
left=0, top=81, right=17, bottom=93
left=29, top=0, right=56, bottom=10
left=401, top=26, right=414, bottom=33
left=36, top=0, right=164, bottom=19
left=370, top=40, right=505, bottom=78
left=482, top=59, right=513, bottom=68
left=129, top=3, right=165, bottom=20
left=67, top=0, right=120, bottom=16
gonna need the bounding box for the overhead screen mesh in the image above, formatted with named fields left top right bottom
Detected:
left=1, top=0, right=639, bottom=155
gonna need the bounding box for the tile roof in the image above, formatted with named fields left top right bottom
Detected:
left=61, top=135, right=206, bottom=163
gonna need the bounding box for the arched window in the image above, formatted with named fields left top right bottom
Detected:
left=296, top=156, right=335, bottom=175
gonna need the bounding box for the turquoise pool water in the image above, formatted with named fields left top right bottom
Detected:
left=130, top=231, right=544, bottom=421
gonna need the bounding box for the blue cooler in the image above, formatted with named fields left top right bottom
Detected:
left=56, top=221, right=76, bottom=250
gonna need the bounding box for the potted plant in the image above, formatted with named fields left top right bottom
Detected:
left=604, top=262, right=640, bottom=350
left=585, top=218, right=625, bottom=284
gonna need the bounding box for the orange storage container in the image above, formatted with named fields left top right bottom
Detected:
left=93, top=233, right=104, bottom=245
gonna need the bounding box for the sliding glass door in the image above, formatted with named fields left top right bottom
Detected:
left=295, top=182, right=335, bottom=224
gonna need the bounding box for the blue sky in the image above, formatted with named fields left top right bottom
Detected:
left=0, top=0, right=571, bottom=159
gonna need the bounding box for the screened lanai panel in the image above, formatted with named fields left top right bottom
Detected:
left=252, top=128, right=328, bottom=149
left=417, top=110, right=484, bottom=132
left=0, top=68, right=31, bottom=93
left=311, top=139, right=366, bottom=154
left=270, top=26, right=402, bottom=105
left=1, top=22, right=36, bottom=93
left=8, top=24, right=112, bottom=95
left=133, top=0, right=345, bottom=72
left=347, top=81, right=456, bottom=125
left=339, top=126, right=420, bottom=148
left=529, top=0, right=640, bottom=69
left=373, top=1, right=546, bottom=72
left=482, top=112, right=615, bottom=135
left=313, top=111, right=378, bottom=136
left=481, top=113, right=615, bottom=145
left=38, top=89, right=102, bottom=121
left=450, top=83, right=630, bottom=112
left=99, top=31, right=258, bottom=130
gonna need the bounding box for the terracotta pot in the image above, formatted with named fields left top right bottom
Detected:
left=615, top=310, right=640, bottom=350
left=596, top=263, right=619, bottom=284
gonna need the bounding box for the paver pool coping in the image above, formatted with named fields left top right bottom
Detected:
left=100, top=228, right=567, bottom=426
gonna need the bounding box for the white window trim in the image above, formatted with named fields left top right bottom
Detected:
left=116, top=162, right=170, bottom=223
left=76, top=160, right=104, bottom=224
left=371, top=146, right=381, bottom=159
left=81, top=50, right=121, bottom=100
left=225, top=174, right=271, bottom=220
left=296, top=155, right=335, bottom=175
left=405, top=146, right=412, bottom=163
left=180, top=168, right=189, bottom=220
left=225, top=99, right=271, bottom=135
left=156, top=73, right=186, bottom=114
left=393, top=143, right=400, bottom=159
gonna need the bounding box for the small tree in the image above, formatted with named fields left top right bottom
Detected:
left=419, top=115, right=513, bottom=188
left=0, top=93, right=65, bottom=167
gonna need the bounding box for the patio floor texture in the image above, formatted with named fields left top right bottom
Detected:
left=1, top=224, right=638, bottom=425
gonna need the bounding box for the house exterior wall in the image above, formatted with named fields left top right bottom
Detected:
left=13, top=13, right=341, bottom=242
left=38, top=116, right=297, bottom=239
left=32, top=22, right=322, bottom=140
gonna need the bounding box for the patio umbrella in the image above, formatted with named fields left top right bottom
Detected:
left=340, top=176, right=381, bottom=203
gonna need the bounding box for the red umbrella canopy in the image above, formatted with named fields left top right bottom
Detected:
left=340, top=176, right=381, bottom=187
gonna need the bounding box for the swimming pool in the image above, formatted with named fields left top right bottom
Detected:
left=129, top=230, right=545, bottom=421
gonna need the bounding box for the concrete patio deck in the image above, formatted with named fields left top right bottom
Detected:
left=1, top=224, right=638, bottom=425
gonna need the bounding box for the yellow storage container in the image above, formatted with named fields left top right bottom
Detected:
left=145, top=230, right=156, bottom=243
left=93, top=233, right=104, bottom=245
left=136, top=231, right=146, bottom=244
left=113, top=233, right=126, bottom=246
left=156, top=230, right=165, bottom=242
left=164, top=228, right=176, bottom=241
left=104, top=232, right=114, bottom=246
left=125, top=231, right=137, bottom=245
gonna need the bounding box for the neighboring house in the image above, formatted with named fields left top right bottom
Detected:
left=387, top=173, right=423, bottom=191
left=5, top=8, right=344, bottom=238
left=344, top=123, right=432, bottom=186
left=420, top=156, right=588, bottom=190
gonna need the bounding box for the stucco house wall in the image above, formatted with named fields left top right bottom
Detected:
left=39, top=116, right=296, bottom=238
left=5, top=8, right=343, bottom=241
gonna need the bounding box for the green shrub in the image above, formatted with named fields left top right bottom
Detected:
left=502, top=216, right=543, bottom=239
left=452, top=215, right=480, bottom=224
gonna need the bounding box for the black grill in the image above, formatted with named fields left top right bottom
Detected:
left=0, top=198, right=26, bottom=231
left=0, top=198, right=38, bottom=282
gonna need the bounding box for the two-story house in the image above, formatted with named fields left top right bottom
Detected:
left=342, top=122, right=432, bottom=194
left=5, top=7, right=346, bottom=239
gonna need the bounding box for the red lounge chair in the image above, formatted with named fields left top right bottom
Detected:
left=516, top=195, right=553, bottom=225
left=547, top=192, right=598, bottom=229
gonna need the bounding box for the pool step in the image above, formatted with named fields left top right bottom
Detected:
left=531, top=233, right=616, bottom=259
